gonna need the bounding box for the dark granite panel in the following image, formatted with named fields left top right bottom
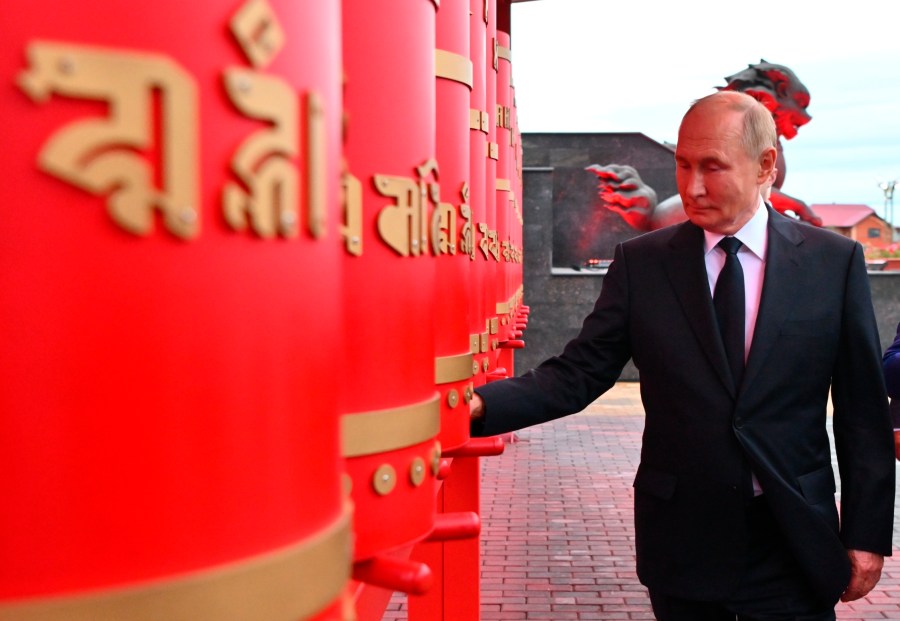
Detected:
left=870, top=273, right=900, bottom=351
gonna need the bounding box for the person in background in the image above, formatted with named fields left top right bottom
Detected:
left=470, top=90, right=895, bottom=621
left=881, top=321, right=900, bottom=459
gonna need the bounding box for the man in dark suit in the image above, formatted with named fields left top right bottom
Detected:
left=471, top=91, right=894, bottom=620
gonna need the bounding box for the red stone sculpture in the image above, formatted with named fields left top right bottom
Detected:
left=720, top=60, right=822, bottom=226
left=592, top=60, right=822, bottom=231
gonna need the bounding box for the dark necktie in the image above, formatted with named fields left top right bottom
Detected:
left=714, top=237, right=745, bottom=389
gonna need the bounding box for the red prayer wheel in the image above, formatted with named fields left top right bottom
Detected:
left=467, top=0, right=491, bottom=391
left=485, top=0, right=509, bottom=380
left=340, top=0, right=441, bottom=566
left=1, top=2, right=350, bottom=620
left=482, top=0, right=502, bottom=378
left=495, top=28, right=514, bottom=348
left=511, top=82, right=526, bottom=334
left=496, top=26, right=526, bottom=377
left=434, top=0, right=475, bottom=452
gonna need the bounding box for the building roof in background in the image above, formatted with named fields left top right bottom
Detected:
left=810, top=203, right=878, bottom=227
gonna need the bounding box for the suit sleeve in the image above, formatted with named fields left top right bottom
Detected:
left=831, top=242, right=895, bottom=556
left=472, top=243, right=633, bottom=437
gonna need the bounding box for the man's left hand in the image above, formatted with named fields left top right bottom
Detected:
left=840, top=549, right=884, bottom=602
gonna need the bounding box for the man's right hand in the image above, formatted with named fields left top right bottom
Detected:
left=893, top=430, right=900, bottom=461
left=470, top=393, right=484, bottom=421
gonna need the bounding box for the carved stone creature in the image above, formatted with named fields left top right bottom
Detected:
left=586, top=164, right=658, bottom=230
left=720, top=60, right=822, bottom=226
left=594, top=61, right=822, bottom=231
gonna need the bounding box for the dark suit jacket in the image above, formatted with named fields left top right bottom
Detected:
left=474, top=207, right=895, bottom=605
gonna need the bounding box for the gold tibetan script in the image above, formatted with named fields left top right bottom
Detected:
left=17, top=42, right=199, bottom=239
left=374, top=159, right=473, bottom=258
left=222, top=69, right=299, bottom=238
left=375, top=159, right=440, bottom=257
left=341, top=166, right=363, bottom=256
left=460, top=201, right=475, bottom=260
left=432, top=182, right=466, bottom=256
left=477, top=222, right=500, bottom=262
left=224, top=0, right=308, bottom=239
left=230, top=0, right=285, bottom=69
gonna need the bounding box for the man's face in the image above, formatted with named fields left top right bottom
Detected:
left=675, top=106, right=770, bottom=235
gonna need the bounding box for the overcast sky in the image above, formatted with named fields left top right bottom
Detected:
left=510, top=0, right=900, bottom=219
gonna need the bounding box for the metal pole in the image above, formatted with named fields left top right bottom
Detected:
left=879, top=180, right=898, bottom=242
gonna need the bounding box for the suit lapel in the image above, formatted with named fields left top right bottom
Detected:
left=741, top=208, right=805, bottom=395
left=664, top=221, right=736, bottom=395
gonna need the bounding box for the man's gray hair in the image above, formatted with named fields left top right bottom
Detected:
left=686, top=91, right=777, bottom=158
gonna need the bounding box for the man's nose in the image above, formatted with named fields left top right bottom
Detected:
left=686, top=172, right=705, bottom=197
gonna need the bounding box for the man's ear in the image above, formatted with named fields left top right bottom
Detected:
left=758, top=146, right=777, bottom=182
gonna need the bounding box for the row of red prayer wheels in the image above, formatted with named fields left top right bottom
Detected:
left=0, top=0, right=525, bottom=619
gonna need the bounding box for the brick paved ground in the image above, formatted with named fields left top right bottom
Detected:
left=385, top=382, right=900, bottom=620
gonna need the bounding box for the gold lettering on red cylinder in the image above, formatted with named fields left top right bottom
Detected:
left=478, top=223, right=489, bottom=259
left=306, top=92, right=326, bottom=238
left=341, top=166, right=363, bottom=256
left=432, top=182, right=467, bottom=256
left=229, top=0, right=285, bottom=68
left=375, top=175, right=424, bottom=256
left=224, top=0, right=300, bottom=239
left=432, top=201, right=457, bottom=255
left=223, top=69, right=299, bottom=238
left=419, top=159, right=440, bottom=250
left=460, top=204, right=474, bottom=260
left=375, top=158, right=439, bottom=257
left=17, top=42, right=199, bottom=239
left=458, top=183, right=474, bottom=259
left=477, top=223, right=500, bottom=261
left=510, top=243, right=522, bottom=263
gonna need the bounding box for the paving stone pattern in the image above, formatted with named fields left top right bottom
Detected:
left=385, top=382, right=900, bottom=620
